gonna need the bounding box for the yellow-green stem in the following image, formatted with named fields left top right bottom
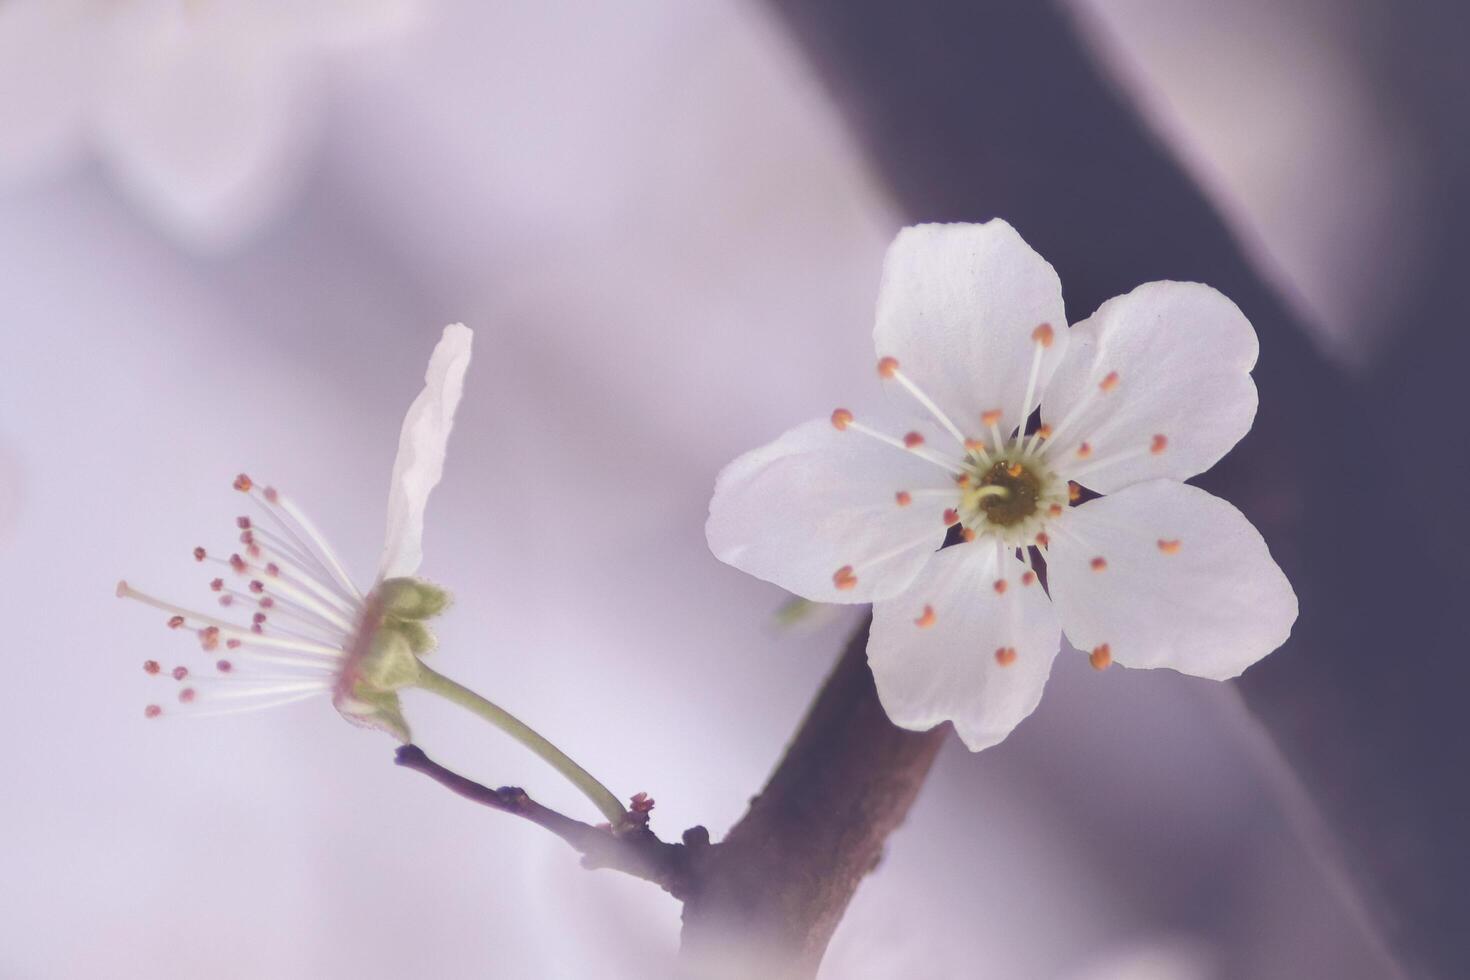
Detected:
left=413, top=663, right=626, bottom=824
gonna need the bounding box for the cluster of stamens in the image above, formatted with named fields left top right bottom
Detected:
left=120, top=474, right=369, bottom=719
left=827, top=323, right=1180, bottom=671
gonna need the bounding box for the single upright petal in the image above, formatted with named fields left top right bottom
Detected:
left=377, top=324, right=474, bottom=580
left=707, top=417, right=955, bottom=603
left=1046, top=480, right=1296, bottom=680
left=1041, top=282, right=1258, bottom=493
left=873, top=221, right=1068, bottom=440
left=869, top=543, right=1062, bottom=751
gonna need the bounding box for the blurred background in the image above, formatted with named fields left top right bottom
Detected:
left=1, top=1, right=1463, bottom=977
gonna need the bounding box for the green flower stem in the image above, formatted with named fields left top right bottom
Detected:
left=412, top=662, right=627, bottom=824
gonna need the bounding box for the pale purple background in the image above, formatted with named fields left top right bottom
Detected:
left=0, top=2, right=1411, bottom=977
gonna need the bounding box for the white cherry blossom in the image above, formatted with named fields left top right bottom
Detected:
left=117, top=323, right=471, bottom=738
left=0, top=0, right=420, bottom=246
left=708, top=221, right=1297, bottom=751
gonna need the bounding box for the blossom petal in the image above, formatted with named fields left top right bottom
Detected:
left=93, top=5, right=315, bottom=247
left=869, top=543, right=1062, bottom=751
left=706, top=418, right=956, bottom=603
left=873, top=221, right=1068, bottom=441
left=1047, top=480, right=1296, bottom=680
left=1040, top=282, right=1258, bottom=493
left=377, top=324, right=473, bottom=580
left=0, top=0, right=91, bottom=184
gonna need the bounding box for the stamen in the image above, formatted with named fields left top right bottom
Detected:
left=145, top=705, right=163, bottom=719
left=992, top=579, right=1007, bottom=594
left=831, top=408, right=853, bottom=431
left=914, top=605, right=936, bottom=628
left=1157, top=539, right=1182, bottom=554
left=1075, top=442, right=1092, bottom=459
left=1020, top=571, right=1036, bottom=587
left=881, top=361, right=972, bottom=448
left=1015, top=325, right=1055, bottom=444
left=845, top=420, right=967, bottom=476
left=1099, top=371, right=1120, bottom=392
left=942, top=508, right=959, bottom=526
left=1151, top=434, right=1168, bottom=454
left=895, top=491, right=912, bottom=507
left=1090, top=557, right=1108, bottom=571
left=833, top=565, right=857, bottom=591
left=1089, top=644, right=1113, bottom=670
left=903, top=431, right=925, bottom=449
left=172, top=666, right=188, bottom=680
left=143, top=660, right=161, bottom=675
left=994, top=647, right=1018, bottom=666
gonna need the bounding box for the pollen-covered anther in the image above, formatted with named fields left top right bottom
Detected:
left=877, top=356, right=900, bottom=379
left=1157, top=539, right=1182, bottom=554
left=962, top=528, right=977, bottom=542
left=249, top=580, right=265, bottom=594
left=166, top=615, right=185, bottom=629
left=1151, top=434, right=1168, bottom=455
left=1020, top=571, right=1036, bottom=586
left=252, top=612, right=267, bottom=625
left=1035, top=532, right=1050, bottom=547
left=964, top=438, right=987, bottom=453
left=216, top=660, right=233, bottom=673
left=903, top=431, right=925, bottom=449
left=994, top=646, right=1018, bottom=666
left=144, top=705, right=162, bottom=719
left=233, top=474, right=253, bottom=492
left=218, top=594, right=233, bottom=608
left=199, top=626, right=220, bottom=652
left=143, top=660, right=161, bottom=675
left=1006, top=463, right=1023, bottom=478
left=1035, top=424, right=1053, bottom=440
left=171, top=666, right=188, bottom=681
left=210, top=578, right=224, bottom=592
left=259, top=597, right=275, bottom=609
left=179, top=688, right=197, bottom=704
left=895, top=491, right=912, bottom=507
left=263, top=487, right=279, bottom=504
left=943, top=508, right=959, bottom=526
left=1090, top=644, right=1113, bottom=670
left=1090, top=556, right=1108, bottom=571
left=229, top=554, right=247, bottom=574
left=1099, top=371, right=1120, bottom=392
left=1068, top=482, right=1081, bottom=502
left=993, top=579, right=1007, bottom=594
left=1047, top=503, right=1063, bottom=517
left=954, top=473, right=971, bottom=488
left=236, top=516, right=251, bottom=530
left=914, top=605, right=937, bottom=628
left=981, top=409, right=1003, bottom=428
left=192, top=547, right=206, bottom=562
left=1031, top=323, right=1055, bottom=347
left=830, top=408, right=854, bottom=431
left=265, top=562, right=280, bottom=577
left=225, top=639, right=242, bottom=650
left=833, top=565, right=858, bottom=591
left=1076, top=442, right=1092, bottom=459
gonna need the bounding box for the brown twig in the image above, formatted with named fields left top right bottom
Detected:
left=393, top=744, right=706, bottom=900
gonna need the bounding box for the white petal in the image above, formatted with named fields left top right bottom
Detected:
left=0, top=0, right=92, bottom=185
left=377, top=324, right=474, bottom=580
left=873, top=221, right=1068, bottom=440
left=869, top=543, right=1062, bottom=751
left=93, top=5, right=316, bottom=247
left=1047, top=481, right=1296, bottom=680
left=706, top=417, right=956, bottom=603
left=1041, top=282, right=1258, bottom=493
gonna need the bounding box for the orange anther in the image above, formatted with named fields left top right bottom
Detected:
left=1068, top=481, right=1081, bottom=501
left=1035, top=531, right=1050, bottom=547
left=233, top=473, right=253, bottom=492
left=962, top=528, right=977, bottom=542
left=964, top=438, right=987, bottom=452
left=1151, top=433, right=1168, bottom=454
left=954, top=473, right=971, bottom=488
left=877, top=356, right=900, bottom=379
left=1157, top=539, right=1182, bottom=554
left=167, top=615, right=185, bottom=629
left=1047, top=503, right=1063, bottom=517
left=1076, top=442, right=1092, bottom=459
left=830, top=408, right=853, bottom=431
left=1099, top=371, right=1120, bottom=392
left=833, top=565, right=858, bottom=590
left=994, top=646, right=1018, bottom=666
left=943, top=508, right=959, bottom=525
left=1035, top=424, right=1053, bottom=440
left=993, top=579, right=1007, bottom=594
left=981, top=409, right=1003, bottom=428
left=903, top=431, right=925, bottom=449
left=914, top=605, right=937, bottom=628
left=1020, top=571, right=1036, bottom=586
left=895, top=491, right=912, bottom=507
left=1031, top=323, right=1055, bottom=347
left=1090, top=556, right=1108, bottom=571
left=1089, top=644, right=1113, bottom=670
left=143, top=660, right=161, bottom=675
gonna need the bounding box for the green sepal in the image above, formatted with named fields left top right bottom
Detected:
left=378, top=577, right=452, bottom=621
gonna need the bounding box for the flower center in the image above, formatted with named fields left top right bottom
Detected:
left=968, top=457, right=1042, bottom=527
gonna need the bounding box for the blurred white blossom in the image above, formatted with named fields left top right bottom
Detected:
left=0, top=0, right=421, bottom=247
